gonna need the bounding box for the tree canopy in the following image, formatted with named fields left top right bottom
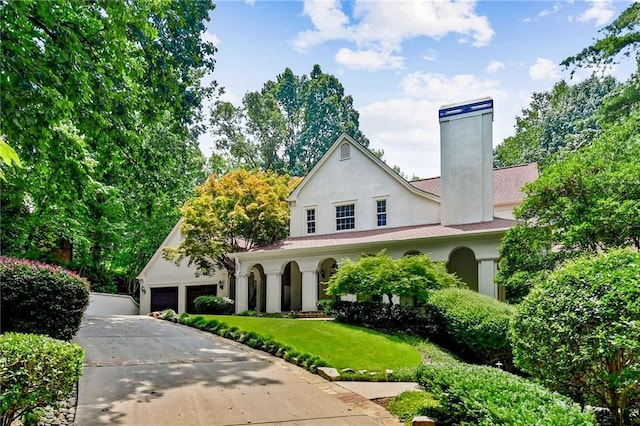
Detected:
left=493, top=75, right=617, bottom=168
left=496, top=104, right=640, bottom=302
left=561, top=3, right=639, bottom=72
left=210, top=65, right=370, bottom=176
left=326, top=251, right=461, bottom=304
left=164, top=170, right=301, bottom=275
left=495, top=4, right=640, bottom=303
left=0, top=0, right=216, bottom=292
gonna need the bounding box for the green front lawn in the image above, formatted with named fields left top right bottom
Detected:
left=200, top=315, right=422, bottom=371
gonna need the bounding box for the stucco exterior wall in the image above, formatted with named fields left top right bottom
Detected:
left=290, top=140, right=440, bottom=237
left=86, top=292, right=139, bottom=316
left=137, top=221, right=229, bottom=315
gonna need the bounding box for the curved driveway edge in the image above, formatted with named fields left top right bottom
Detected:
left=73, top=315, right=399, bottom=425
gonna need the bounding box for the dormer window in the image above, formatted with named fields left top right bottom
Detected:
left=340, top=143, right=350, bottom=160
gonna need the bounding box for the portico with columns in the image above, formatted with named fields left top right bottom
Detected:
left=141, top=98, right=537, bottom=315
left=228, top=97, right=524, bottom=313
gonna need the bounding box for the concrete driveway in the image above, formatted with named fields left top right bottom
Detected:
left=73, top=315, right=394, bottom=425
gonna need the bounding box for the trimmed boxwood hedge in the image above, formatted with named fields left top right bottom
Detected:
left=423, top=287, right=513, bottom=368
left=324, top=300, right=439, bottom=336
left=0, top=257, right=90, bottom=340
left=0, top=333, right=85, bottom=425
left=416, top=363, right=596, bottom=425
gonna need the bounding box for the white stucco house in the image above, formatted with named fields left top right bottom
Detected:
left=138, top=98, right=537, bottom=315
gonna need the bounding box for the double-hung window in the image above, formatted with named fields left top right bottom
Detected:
left=335, top=204, right=355, bottom=231
left=306, top=208, right=316, bottom=234
left=376, top=199, right=387, bottom=227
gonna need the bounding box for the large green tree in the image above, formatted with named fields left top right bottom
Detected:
left=210, top=65, right=370, bottom=176
left=493, top=75, right=617, bottom=168
left=496, top=107, right=640, bottom=302
left=496, top=4, right=640, bottom=303
left=0, top=0, right=216, bottom=292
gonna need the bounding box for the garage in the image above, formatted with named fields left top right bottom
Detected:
left=186, top=285, right=217, bottom=313
left=150, top=287, right=178, bottom=312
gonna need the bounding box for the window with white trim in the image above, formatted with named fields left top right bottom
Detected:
left=376, top=199, right=387, bottom=227
left=306, top=208, right=316, bottom=234
left=335, top=204, right=355, bottom=230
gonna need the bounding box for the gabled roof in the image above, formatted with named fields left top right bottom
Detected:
left=287, top=133, right=440, bottom=203
left=233, top=217, right=515, bottom=256
left=136, top=219, right=182, bottom=280
left=410, top=163, right=538, bottom=204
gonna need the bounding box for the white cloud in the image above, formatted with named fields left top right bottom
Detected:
left=423, top=49, right=437, bottom=62
left=486, top=60, right=505, bottom=73
left=201, top=30, right=219, bottom=47
left=335, top=48, right=404, bottom=70
left=357, top=73, right=511, bottom=178
left=399, top=72, right=507, bottom=102
left=359, top=99, right=443, bottom=177
left=538, top=2, right=562, bottom=18
left=577, top=0, right=615, bottom=26
left=291, top=0, right=353, bottom=52
left=529, top=58, right=560, bottom=80
left=292, top=0, right=494, bottom=70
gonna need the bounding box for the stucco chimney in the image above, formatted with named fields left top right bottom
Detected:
left=439, top=97, right=494, bottom=226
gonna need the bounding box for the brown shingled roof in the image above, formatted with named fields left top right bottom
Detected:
left=410, top=163, right=538, bottom=203
left=246, top=218, right=516, bottom=253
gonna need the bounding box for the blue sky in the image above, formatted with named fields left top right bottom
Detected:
left=201, top=0, right=636, bottom=179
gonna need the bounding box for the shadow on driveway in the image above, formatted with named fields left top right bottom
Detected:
left=74, top=315, right=379, bottom=425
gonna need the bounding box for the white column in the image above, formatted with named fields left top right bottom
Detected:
left=178, top=284, right=187, bottom=313
left=235, top=273, right=248, bottom=313
left=301, top=270, right=318, bottom=311
left=139, top=280, right=150, bottom=315
left=265, top=271, right=281, bottom=313
left=477, top=259, right=497, bottom=299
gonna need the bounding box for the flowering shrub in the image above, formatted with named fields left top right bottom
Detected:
left=0, top=257, right=90, bottom=340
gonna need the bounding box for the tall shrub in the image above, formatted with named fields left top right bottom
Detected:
left=510, top=248, right=640, bottom=426
left=0, top=333, right=84, bottom=426
left=0, top=257, right=90, bottom=340
left=424, top=287, right=514, bottom=367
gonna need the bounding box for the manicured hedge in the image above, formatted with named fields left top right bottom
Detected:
left=0, top=257, right=90, bottom=340
left=416, top=363, right=596, bottom=425
left=424, top=288, right=513, bottom=367
left=0, top=333, right=85, bottom=425
left=193, top=295, right=234, bottom=314
left=324, top=300, right=438, bottom=337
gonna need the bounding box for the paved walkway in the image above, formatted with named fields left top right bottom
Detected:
left=73, top=315, right=406, bottom=425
